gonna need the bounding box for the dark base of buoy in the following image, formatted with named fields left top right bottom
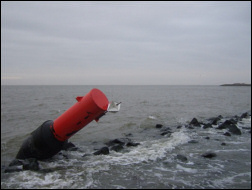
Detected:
left=16, top=120, right=66, bottom=160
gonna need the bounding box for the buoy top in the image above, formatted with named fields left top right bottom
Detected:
left=89, top=88, right=109, bottom=111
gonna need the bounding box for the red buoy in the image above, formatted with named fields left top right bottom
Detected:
left=52, top=88, right=109, bottom=141
left=15, top=88, right=112, bottom=160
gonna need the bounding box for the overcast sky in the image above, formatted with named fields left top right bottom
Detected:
left=1, top=1, right=251, bottom=85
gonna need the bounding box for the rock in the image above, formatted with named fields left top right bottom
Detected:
left=160, top=127, right=172, bottom=136
left=105, top=138, right=127, bottom=147
left=208, top=115, right=223, bottom=125
left=205, top=137, right=210, bottom=140
left=62, top=142, right=78, bottom=151
left=4, top=165, right=23, bottom=173
left=188, top=140, right=198, bottom=144
left=177, top=125, right=182, bottom=129
left=160, top=131, right=172, bottom=137
left=227, top=125, right=241, bottom=135
left=223, top=132, right=231, bottom=136
left=5, top=158, right=40, bottom=173
left=176, top=154, right=188, bottom=162
left=125, top=133, right=133, bottom=137
left=221, top=142, right=227, bottom=146
left=217, top=120, right=241, bottom=135
left=126, top=142, right=140, bottom=147
left=110, top=144, right=124, bottom=152
left=185, top=125, right=194, bottom=129
left=241, top=112, right=249, bottom=119
left=156, top=124, right=163, bottom=128
left=190, top=118, right=201, bottom=127
left=201, top=152, right=217, bottom=158
left=22, top=158, right=40, bottom=171
left=93, top=147, right=109, bottom=155
left=203, top=123, right=213, bottom=129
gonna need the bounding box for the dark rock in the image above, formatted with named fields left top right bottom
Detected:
left=242, top=126, right=251, bottom=130
left=190, top=118, right=201, bottom=127
left=126, top=142, right=140, bottom=147
left=5, top=158, right=40, bottom=173
left=156, top=124, right=163, bottom=128
left=205, top=137, right=210, bottom=140
left=223, top=132, right=231, bottom=136
left=22, top=158, right=40, bottom=171
left=160, top=131, right=172, bottom=137
left=177, top=125, right=182, bottom=129
left=125, top=133, right=133, bottom=137
left=176, top=154, right=188, bottom=162
left=217, top=120, right=241, bottom=135
left=227, top=125, right=241, bottom=135
left=82, top=153, right=92, bottom=158
left=105, top=138, right=127, bottom=147
left=221, top=142, right=227, bottom=146
left=241, top=112, right=249, bottom=119
left=188, top=140, right=198, bottom=144
left=232, top=115, right=241, bottom=122
left=9, top=159, right=24, bottom=167
left=203, top=123, right=213, bottom=129
left=110, top=144, right=124, bottom=152
left=93, top=147, right=109, bottom=155
left=208, top=115, right=222, bottom=125
left=201, top=152, right=217, bottom=158
left=62, top=142, right=78, bottom=151
left=185, top=125, right=194, bottom=129
left=4, top=165, right=23, bottom=173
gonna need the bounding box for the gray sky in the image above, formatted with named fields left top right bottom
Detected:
left=1, top=1, right=251, bottom=85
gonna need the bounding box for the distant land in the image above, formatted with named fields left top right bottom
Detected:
left=220, top=83, right=251, bottom=86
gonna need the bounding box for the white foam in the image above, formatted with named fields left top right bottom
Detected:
left=148, top=115, right=156, bottom=120
left=176, top=164, right=198, bottom=173
left=98, top=130, right=191, bottom=166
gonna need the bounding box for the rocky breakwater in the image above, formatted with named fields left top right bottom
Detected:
left=4, top=111, right=251, bottom=173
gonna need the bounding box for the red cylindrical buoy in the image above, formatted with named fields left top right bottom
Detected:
left=52, top=88, right=109, bottom=141
left=15, top=88, right=110, bottom=160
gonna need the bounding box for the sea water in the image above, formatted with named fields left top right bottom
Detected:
left=1, top=85, right=251, bottom=189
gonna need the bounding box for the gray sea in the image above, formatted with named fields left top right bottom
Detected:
left=1, top=85, right=251, bottom=189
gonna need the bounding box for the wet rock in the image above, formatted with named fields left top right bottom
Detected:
left=190, top=118, right=201, bottom=127
left=201, top=152, right=217, bottom=158
left=126, top=142, right=140, bottom=147
left=110, top=144, right=124, bottom=152
left=156, top=124, right=163, bottom=128
left=93, top=147, right=109, bottom=155
left=208, top=115, right=223, bottom=125
left=160, top=131, right=172, bottom=137
left=177, top=125, right=182, bottom=129
left=105, top=138, right=127, bottom=147
left=205, top=137, right=210, bottom=140
left=217, top=120, right=241, bottom=135
left=4, top=165, right=23, bottom=173
left=160, top=127, right=173, bottom=136
left=223, top=132, right=231, bottom=136
left=203, top=123, right=213, bottom=129
left=124, top=133, right=133, bottom=137
left=188, top=140, right=198, bottom=144
left=176, top=154, right=188, bottom=162
left=5, top=158, right=40, bottom=173
left=221, top=142, right=227, bottom=146
left=185, top=125, right=194, bottom=129
left=241, top=112, right=249, bottom=119
left=22, top=158, right=40, bottom=171
left=82, top=153, right=92, bottom=158
left=62, top=142, right=78, bottom=151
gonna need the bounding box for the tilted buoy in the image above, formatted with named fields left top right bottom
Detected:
left=15, top=88, right=120, bottom=160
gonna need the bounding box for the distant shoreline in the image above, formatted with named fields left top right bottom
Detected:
left=220, top=83, right=251, bottom=86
